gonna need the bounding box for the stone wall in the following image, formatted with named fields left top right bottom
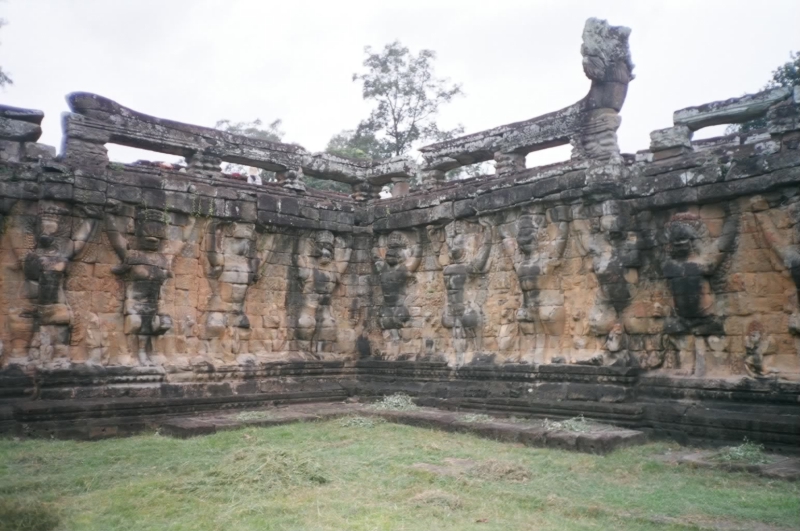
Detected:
left=0, top=18, right=799, bottom=433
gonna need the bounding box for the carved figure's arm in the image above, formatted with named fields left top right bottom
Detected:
left=405, top=230, right=422, bottom=272
left=498, top=222, right=519, bottom=261
left=335, top=234, right=353, bottom=275
left=700, top=214, right=738, bottom=274
left=372, top=234, right=386, bottom=272
left=204, top=222, right=224, bottom=279
left=426, top=225, right=446, bottom=268
left=70, top=206, right=100, bottom=260
left=471, top=218, right=494, bottom=273
left=105, top=205, right=129, bottom=271
left=755, top=209, right=800, bottom=268
left=544, top=221, right=569, bottom=271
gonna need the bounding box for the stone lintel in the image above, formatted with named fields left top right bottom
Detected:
left=673, top=86, right=792, bottom=131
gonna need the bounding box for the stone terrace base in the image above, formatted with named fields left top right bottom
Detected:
left=1, top=361, right=797, bottom=451
left=158, top=402, right=646, bottom=455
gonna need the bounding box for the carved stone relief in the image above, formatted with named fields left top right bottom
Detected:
left=372, top=230, right=422, bottom=356
left=4, top=200, right=99, bottom=368
left=427, top=219, right=493, bottom=365
left=293, top=230, right=352, bottom=357
left=660, top=211, right=737, bottom=376
left=499, top=207, right=568, bottom=363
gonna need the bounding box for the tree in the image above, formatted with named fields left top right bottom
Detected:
left=728, top=51, right=799, bottom=134
left=0, top=18, right=13, bottom=87
left=325, top=129, right=381, bottom=160
left=214, top=118, right=284, bottom=180
left=351, top=41, right=463, bottom=158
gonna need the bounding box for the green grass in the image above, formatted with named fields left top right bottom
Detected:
left=1, top=421, right=797, bottom=531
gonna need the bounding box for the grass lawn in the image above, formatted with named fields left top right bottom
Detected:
left=1, top=417, right=798, bottom=531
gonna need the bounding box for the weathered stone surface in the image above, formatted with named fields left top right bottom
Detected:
left=674, top=86, right=793, bottom=131
left=0, top=17, right=799, bottom=450
left=0, top=117, right=42, bottom=142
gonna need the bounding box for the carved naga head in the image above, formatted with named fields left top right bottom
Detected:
left=581, top=18, right=634, bottom=85
left=314, top=230, right=335, bottom=265
left=135, top=209, right=167, bottom=252
left=385, top=231, right=409, bottom=266
left=666, top=212, right=704, bottom=259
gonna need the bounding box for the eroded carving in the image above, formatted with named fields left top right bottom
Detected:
left=499, top=208, right=568, bottom=363
left=428, top=219, right=493, bottom=364
left=661, top=211, right=737, bottom=376
left=202, top=221, right=273, bottom=364
left=372, top=230, right=422, bottom=333
left=5, top=201, right=98, bottom=368
left=294, top=230, right=352, bottom=355
left=572, top=201, right=640, bottom=365
left=106, top=203, right=197, bottom=366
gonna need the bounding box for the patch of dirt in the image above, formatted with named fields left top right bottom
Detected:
left=409, top=489, right=462, bottom=510
left=655, top=450, right=800, bottom=481
left=410, top=457, right=529, bottom=482
left=636, top=513, right=797, bottom=531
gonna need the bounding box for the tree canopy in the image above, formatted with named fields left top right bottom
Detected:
left=731, top=51, right=799, bottom=133
left=348, top=41, right=464, bottom=159
left=0, top=18, right=13, bottom=88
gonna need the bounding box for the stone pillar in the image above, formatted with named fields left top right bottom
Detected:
left=493, top=152, right=526, bottom=177
left=279, top=168, right=306, bottom=193
left=352, top=182, right=379, bottom=202
left=185, top=151, right=223, bottom=179
left=61, top=113, right=110, bottom=173
left=648, top=125, right=693, bottom=161
left=391, top=176, right=411, bottom=197
left=420, top=169, right=445, bottom=190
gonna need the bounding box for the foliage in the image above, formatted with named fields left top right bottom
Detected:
left=214, top=118, right=284, bottom=143
left=214, top=118, right=284, bottom=180
left=369, top=393, right=419, bottom=411
left=728, top=51, right=799, bottom=134
left=714, top=438, right=771, bottom=465
left=326, top=129, right=381, bottom=160
left=542, top=415, right=592, bottom=433
left=338, top=415, right=386, bottom=428
left=0, top=19, right=12, bottom=88
left=351, top=41, right=463, bottom=158
left=0, top=425, right=797, bottom=530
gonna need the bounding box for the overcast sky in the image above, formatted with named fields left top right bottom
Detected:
left=2, top=0, right=799, bottom=165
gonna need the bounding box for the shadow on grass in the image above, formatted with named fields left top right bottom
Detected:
left=0, top=500, right=60, bottom=531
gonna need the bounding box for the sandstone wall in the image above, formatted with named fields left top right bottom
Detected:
left=0, top=18, right=798, bottom=388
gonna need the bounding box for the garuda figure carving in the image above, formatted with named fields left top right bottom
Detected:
left=753, top=196, right=800, bottom=335
left=499, top=208, right=568, bottom=363
left=106, top=204, right=197, bottom=366
left=572, top=201, right=640, bottom=366
left=372, top=230, right=422, bottom=335
left=428, top=219, right=493, bottom=365
left=6, top=200, right=99, bottom=368
left=662, top=211, right=737, bottom=376
left=295, top=230, right=352, bottom=355
left=203, top=221, right=273, bottom=363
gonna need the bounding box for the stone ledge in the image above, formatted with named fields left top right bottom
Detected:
left=157, top=402, right=646, bottom=455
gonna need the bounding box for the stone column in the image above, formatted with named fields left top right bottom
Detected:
left=493, top=152, right=526, bottom=177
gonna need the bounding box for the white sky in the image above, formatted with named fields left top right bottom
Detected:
left=2, top=0, right=799, bottom=165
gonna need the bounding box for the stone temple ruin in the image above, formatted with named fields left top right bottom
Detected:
left=0, top=18, right=798, bottom=449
